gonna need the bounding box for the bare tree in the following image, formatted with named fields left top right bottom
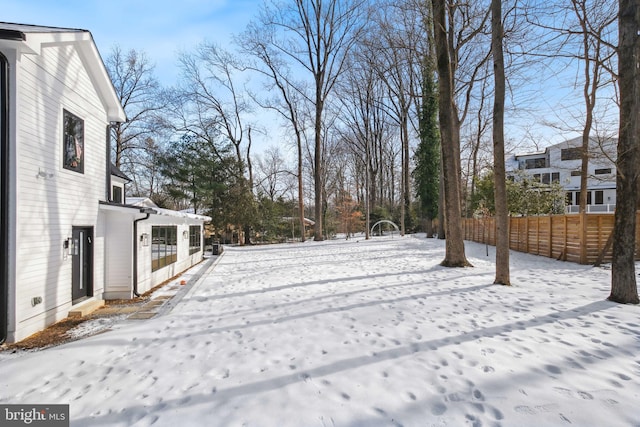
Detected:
left=492, top=0, right=510, bottom=285
left=105, top=46, right=164, bottom=186
left=609, top=0, right=639, bottom=304
left=431, top=0, right=480, bottom=266
left=240, top=21, right=309, bottom=241
left=557, top=0, right=618, bottom=263
left=254, top=146, right=295, bottom=202
left=178, top=43, right=256, bottom=245
left=263, top=0, right=368, bottom=241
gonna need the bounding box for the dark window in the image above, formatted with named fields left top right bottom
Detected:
left=542, top=173, right=550, bottom=184
left=151, top=226, right=177, bottom=272
left=561, top=147, right=582, bottom=161
left=570, top=170, right=582, bottom=177
left=525, top=158, right=546, bottom=169
left=112, top=186, right=123, bottom=203
left=533, top=174, right=541, bottom=182
left=595, top=168, right=612, bottom=175
left=189, top=225, right=201, bottom=255
left=595, top=190, right=604, bottom=205
left=63, top=109, right=84, bottom=173
left=577, top=191, right=593, bottom=205
left=566, top=192, right=573, bottom=205
left=552, top=172, right=560, bottom=183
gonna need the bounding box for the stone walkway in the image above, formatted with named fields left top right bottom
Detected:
left=95, top=254, right=218, bottom=320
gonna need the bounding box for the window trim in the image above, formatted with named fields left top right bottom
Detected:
left=151, top=226, right=177, bottom=272
left=189, top=225, right=201, bottom=255
left=561, top=147, right=582, bottom=161
left=62, top=109, right=84, bottom=174
left=594, top=168, right=612, bottom=175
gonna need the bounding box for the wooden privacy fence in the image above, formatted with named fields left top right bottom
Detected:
left=462, top=212, right=640, bottom=265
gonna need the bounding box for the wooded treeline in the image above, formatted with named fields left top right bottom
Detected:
left=106, top=0, right=637, bottom=300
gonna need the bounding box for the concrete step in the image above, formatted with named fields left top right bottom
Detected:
left=68, top=299, right=105, bottom=318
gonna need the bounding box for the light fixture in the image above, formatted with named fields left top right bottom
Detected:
left=37, top=167, right=54, bottom=179
left=140, top=233, right=150, bottom=246
left=183, top=230, right=189, bottom=240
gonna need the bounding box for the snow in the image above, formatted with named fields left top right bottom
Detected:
left=1, top=235, right=639, bottom=427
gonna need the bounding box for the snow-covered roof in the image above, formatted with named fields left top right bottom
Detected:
left=125, top=197, right=211, bottom=222
left=282, top=216, right=316, bottom=226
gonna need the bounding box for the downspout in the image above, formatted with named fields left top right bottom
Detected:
left=106, top=124, right=112, bottom=201
left=0, top=53, right=8, bottom=344
left=133, top=208, right=155, bottom=297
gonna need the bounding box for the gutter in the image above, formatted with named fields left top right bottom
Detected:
left=105, top=124, right=111, bottom=201
left=133, top=207, right=156, bottom=297
left=0, top=53, right=9, bottom=344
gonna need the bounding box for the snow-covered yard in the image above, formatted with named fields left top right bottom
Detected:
left=1, top=235, right=639, bottom=426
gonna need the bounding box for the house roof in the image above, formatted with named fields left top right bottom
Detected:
left=110, top=163, right=131, bottom=182
left=0, top=22, right=126, bottom=122
left=126, top=197, right=212, bottom=222
left=512, top=136, right=617, bottom=159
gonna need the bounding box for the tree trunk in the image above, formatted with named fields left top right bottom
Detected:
left=610, top=0, right=639, bottom=304
left=402, top=112, right=410, bottom=235
left=298, top=137, right=306, bottom=242
left=492, top=0, right=510, bottom=285
left=314, top=96, right=324, bottom=241
left=437, top=159, right=445, bottom=239
left=432, top=0, right=470, bottom=267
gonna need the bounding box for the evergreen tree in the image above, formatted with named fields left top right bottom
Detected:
left=158, top=135, right=227, bottom=217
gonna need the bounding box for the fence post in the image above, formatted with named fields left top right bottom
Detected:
left=548, top=214, right=553, bottom=258
left=579, top=212, right=587, bottom=264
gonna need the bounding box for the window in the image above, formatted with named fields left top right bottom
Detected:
left=533, top=174, right=541, bottom=182
left=63, top=109, right=84, bottom=173
left=595, top=168, right=612, bottom=175
left=112, top=186, right=123, bottom=203
left=571, top=170, right=581, bottom=177
left=576, top=191, right=592, bottom=205
left=595, top=190, right=604, bottom=205
left=566, top=192, right=573, bottom=206
left=189, top=226, right=201, bottom=255
left=525, top=158, right=546, bottom=169
left=541, top=173, right=550, bottom=185
left=561, top=147, right=582, bottom=161
left=552, top=172, right=560, bottom=183
left=151, top=226, right=177, bottom=272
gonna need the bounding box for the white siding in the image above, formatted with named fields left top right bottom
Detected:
left=101, top=210, right=134, bottom=300
left=137, top=216, right=205, bottom=295
left=12, top=43, right=109, bottom=341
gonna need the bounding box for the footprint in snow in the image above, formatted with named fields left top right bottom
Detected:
left=430, top=402, right=447, bottom=415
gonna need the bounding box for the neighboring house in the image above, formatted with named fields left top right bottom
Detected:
left=506, top=137, right=617, bottom=213
left=0, top=23, right=210, bottom=344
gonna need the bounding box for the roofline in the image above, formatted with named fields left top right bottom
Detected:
left=0, top=22, right=126, bottom=122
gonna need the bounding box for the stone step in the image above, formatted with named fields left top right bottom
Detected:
left=68, top=299, right=105, bottom=318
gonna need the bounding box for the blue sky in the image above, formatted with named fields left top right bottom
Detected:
left=3, top=0, right=259, bottom=85
left=2, top=1, right=617, bottom=152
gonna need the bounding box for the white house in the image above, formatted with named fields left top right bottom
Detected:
left=100, top=197, right=210, bottom=300
left=506, top=137, right=617, bottom=213
left=0, top=23, right=210, bottom=344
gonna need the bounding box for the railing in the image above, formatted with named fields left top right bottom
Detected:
left=565, top=204, right=616, bottom=214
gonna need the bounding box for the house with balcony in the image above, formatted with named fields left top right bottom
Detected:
left=506, top=137, right=617, bottom=213
left=0, top=23, right=210, bottom=344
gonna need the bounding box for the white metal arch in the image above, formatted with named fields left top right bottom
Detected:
left=370, top=220, right=400, bottom=236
